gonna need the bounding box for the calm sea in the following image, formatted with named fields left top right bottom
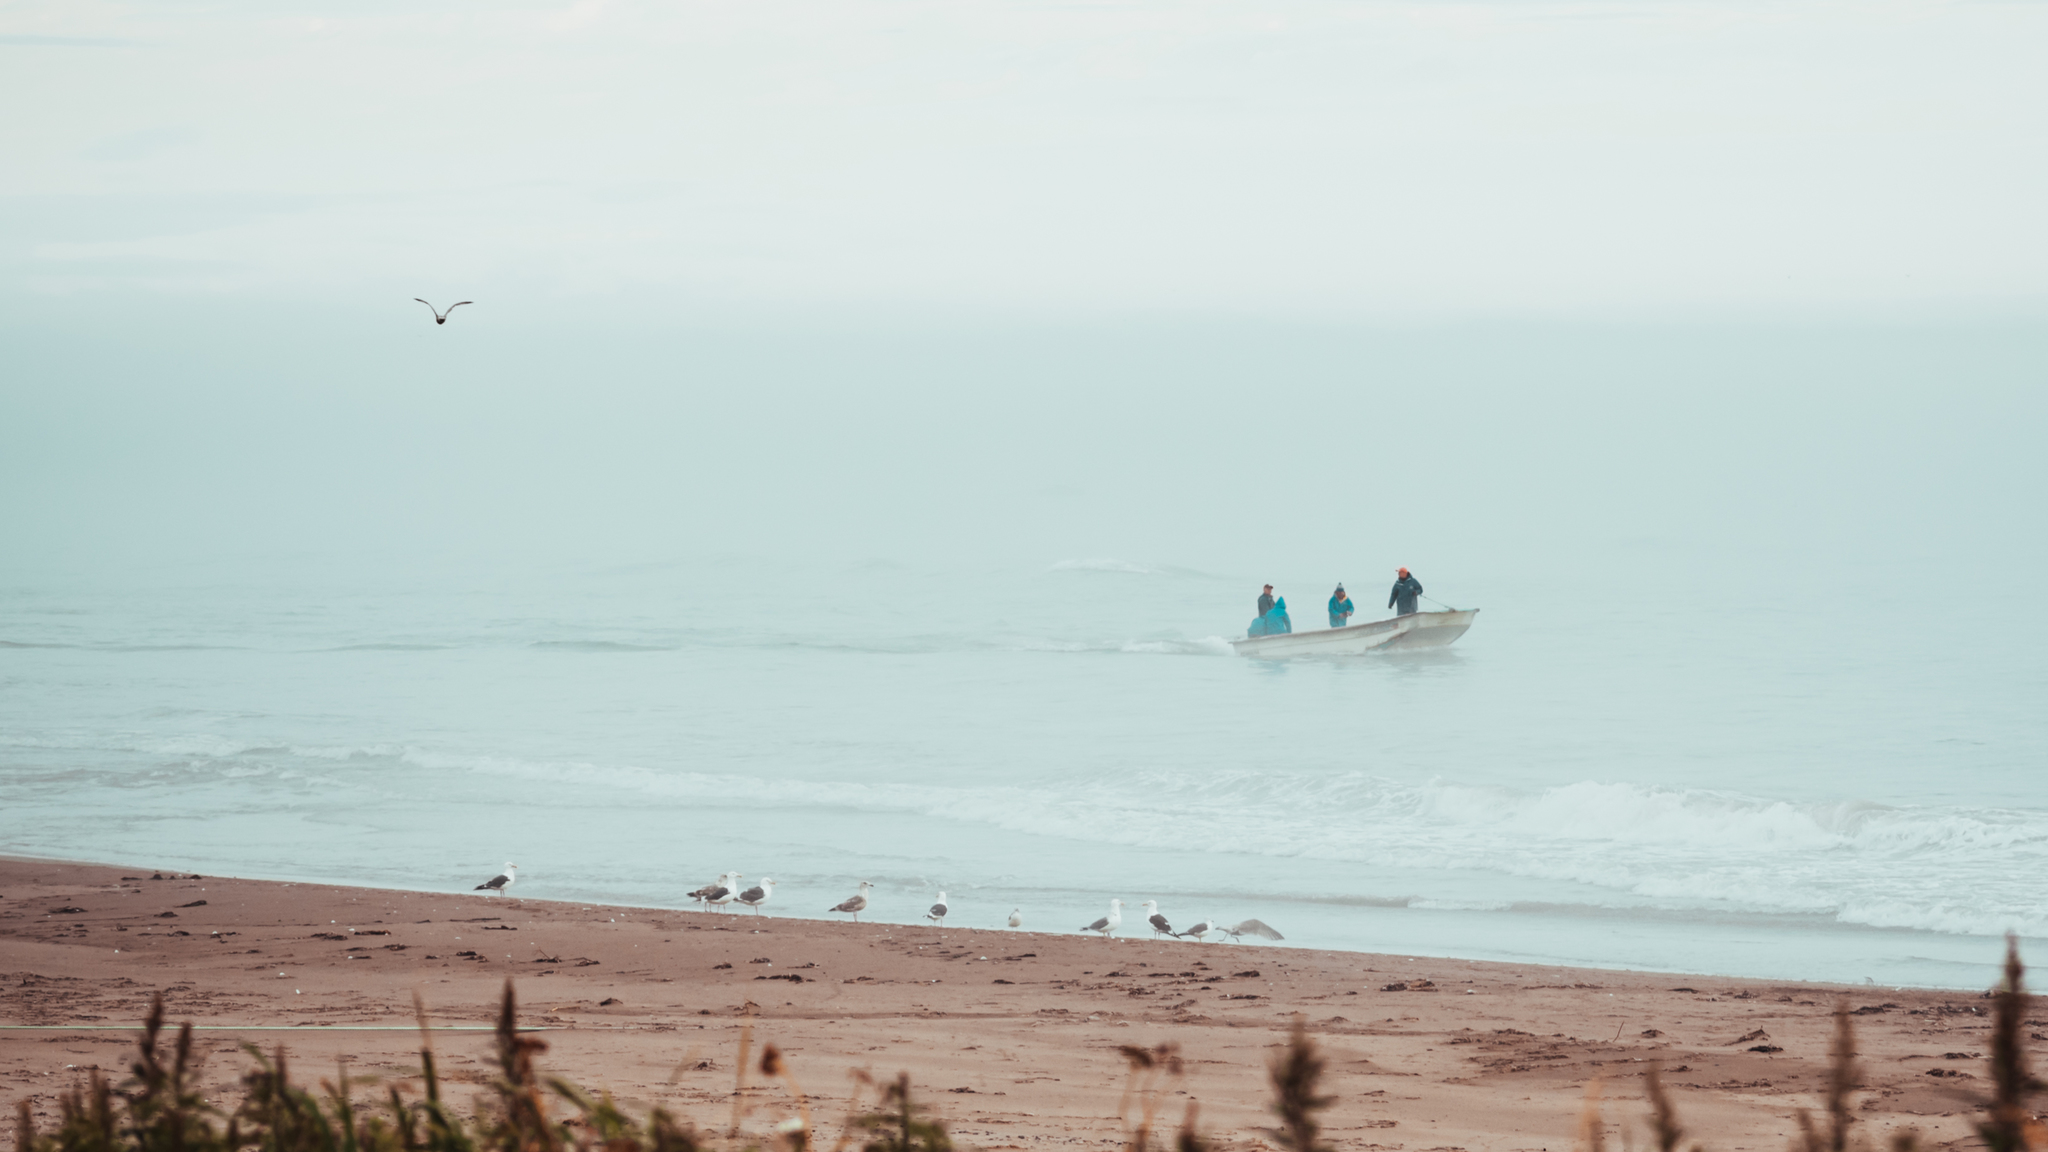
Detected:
left=3, top=549, right=2042, bottom=989
left=4, top=321, right=2044, bottom=989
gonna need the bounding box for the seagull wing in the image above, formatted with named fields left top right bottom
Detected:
left=447, top=301, right=472, bottom=310
left=739, top=887, right=766, bottom=903
left=1229, top=918, right=1284, bottom=940
left=1083, top=916, right=1109, bottom=932
left=1150, top=914, right=1172, bottom=933
left=414, top=298, right=440, bottom=317
left=475, top=873, right=508, bottom=890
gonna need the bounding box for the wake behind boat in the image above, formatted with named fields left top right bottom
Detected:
left=1230, top=608, right=1479, bottom=657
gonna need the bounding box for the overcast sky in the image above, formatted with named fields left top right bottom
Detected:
left=6, top=0, right=2046, bottom=322
left=6, top=1, right=2046, bottom=584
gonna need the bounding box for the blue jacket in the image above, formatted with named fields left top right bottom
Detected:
left=1248, top=597, right=1293, bottom=637
left=1328, top=594, right=1355, bottom=628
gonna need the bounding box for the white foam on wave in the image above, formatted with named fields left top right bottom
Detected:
left=1417, top=779, right=1857, bottom=851
left=1118, top=637, right=1235, bottom=657
left=389, top=750, right=2048, bottom=936
left=13, top=727, right=2046, bottom=940
left=126, top=732, right=274, bottom=759
left=0, top=730, right=406, bottom=763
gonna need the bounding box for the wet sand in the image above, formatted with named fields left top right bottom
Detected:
left=1, top=858, right=2007, bottom=1152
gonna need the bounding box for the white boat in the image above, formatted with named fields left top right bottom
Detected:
left=1229, top=608, right=1479, bottom=658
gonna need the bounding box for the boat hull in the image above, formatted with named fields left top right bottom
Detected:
left=1229, top=608, right=1478, bottom=658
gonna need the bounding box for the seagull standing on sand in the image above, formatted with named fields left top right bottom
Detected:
left=414, top=298, right=471, bottom=325
left=1142, top=900, right=1174, bottom=939
left=696, top=871, right=738, bottom=911
left=926, top=891, right=949, bottom=926
left=831, top=881, right=873, bottom=923
left=1081, top=898, right=1123, bottom=938
left=736, top=878, right=776, bottom=915
left=1007, top=908, right=1023, bottom=929
left=1175, top=915, right=1219, bottom=942
left=1220, top=918, right=1285, bottom=943
left=474, top=863, right=517, bottom=895
left=687, top=873, right=732, bottom=910
left=707, top=873, right=742, bottom=912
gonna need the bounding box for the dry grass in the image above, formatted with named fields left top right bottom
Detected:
left=1978, top=939, right=2046, bottom=1152
left=1262, top=1018, right=1333, bottom=1152
left=1583, top=935, right=2044, bottom=1152
left=1789, top=1003, right=1861, bottom=1152
left=14, top=944, right=2044, bottom=1152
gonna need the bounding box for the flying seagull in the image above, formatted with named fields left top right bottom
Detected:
left=473, top=863, right=516, bottom=895
left=414, top=298, right=472, bottom=325
left=1220, top=918, right=1284, bottom=943
left=926, top=891, right=949, bottom=926
left=736, top=877, right=776, bottom=915
left=1080, top=898, right=1123, bottom=938
left=707, top=873, right=742, bottom=912
left=1175, top=915, right=1220, bottom=942
left=1007, top=908, right=1023, bottom=929
left=830, top=880, right=874, bottom=923
left=1141, top=900, right=1173, bottom=939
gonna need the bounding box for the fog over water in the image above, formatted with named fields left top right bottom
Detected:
left=5, top=0, right=2047, bottom=988
left=5, top=316, right=2045, bottom=988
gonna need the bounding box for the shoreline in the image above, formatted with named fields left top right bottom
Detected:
left=2, top=856, right=2016, bottom=1152
left=0, top=851, right=2004, bottom=993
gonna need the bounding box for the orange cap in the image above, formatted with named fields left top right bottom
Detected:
left=1397, top=567, right=1409, bottom=577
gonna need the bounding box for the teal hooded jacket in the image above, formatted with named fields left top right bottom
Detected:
left=1328, top=593, right=1355, bottom=628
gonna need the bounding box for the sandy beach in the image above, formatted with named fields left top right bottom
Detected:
left=2, top=858, right=2013, bottom=1152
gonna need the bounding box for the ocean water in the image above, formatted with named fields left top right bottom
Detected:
left=3, top=550, right=2043, bottom=990
left=3, top=320, right=2045, bottom=990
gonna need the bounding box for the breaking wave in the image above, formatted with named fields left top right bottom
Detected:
left=10, top=717, right=2045, bottom=941
left=73, top=735, right=2031, bottom=939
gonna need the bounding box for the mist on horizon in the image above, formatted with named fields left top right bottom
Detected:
left=4, top=313, right=2044, bottom=601
left=4, top=0, right=2046, bottom=322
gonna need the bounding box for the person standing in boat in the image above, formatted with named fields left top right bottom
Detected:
left=1388, top=568, right=1424, bottom=616
left=1249, top=585, right=1282, bottom=637
left=1328, top=585, right=1355, bottom=629
left=1266, top=596, right=1292, bottom=634
left=1247, top=590, right=1292, bottom=637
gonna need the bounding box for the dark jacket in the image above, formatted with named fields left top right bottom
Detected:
left=1389, top=575, right=1424, bottom=616
left=1257, top=592, right=1275, bottom=616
